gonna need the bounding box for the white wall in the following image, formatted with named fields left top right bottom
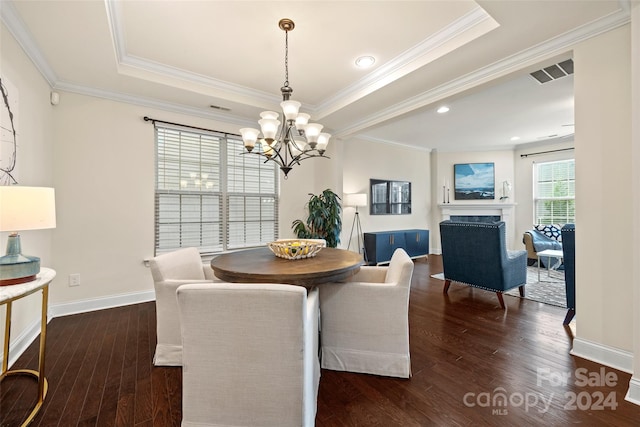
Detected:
left=50, top=92, right=332, bottom=309
left=572, top=25, right=633, bottom=360
left=1, top=23, right=55, bottom=365
left=279, top=134, right=343, bottom=241
left=430, top=149, right=516, bottom=251
left=341, top=138, right=431, bottom=251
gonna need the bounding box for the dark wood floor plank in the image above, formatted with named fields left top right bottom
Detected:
left=57, top=308, right=113, bottom=426
left=96, top=306, right=133, bottom=427
left=134, top=304, right=153, bottom=426
left=32, top=309, right=94, bottom=426
left=0, top=299, right=85, bottom=425
left=76, top=307, right=121, bottom=425
left=114, top=305, right=140, bottom=427
left=163, top=367, right=182, bottom=426
left=2, top=255, right=639, bottom=426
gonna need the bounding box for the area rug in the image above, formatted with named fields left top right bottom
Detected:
left=430, top=267, right=566, bottom=308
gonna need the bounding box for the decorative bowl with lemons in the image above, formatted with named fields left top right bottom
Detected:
left=267, top=239, right=325, bottom=260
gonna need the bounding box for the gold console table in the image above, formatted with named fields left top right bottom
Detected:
left=1, top=268, right=56, bottom=426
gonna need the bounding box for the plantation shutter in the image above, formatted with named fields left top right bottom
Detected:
left=154, top=124, right=278, bottom=255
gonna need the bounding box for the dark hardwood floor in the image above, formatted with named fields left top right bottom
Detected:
left=2, top=255, right=639, bottom=426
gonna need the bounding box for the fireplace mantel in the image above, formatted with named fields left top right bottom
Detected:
left=438, top=202, right=517, bottom=248
left=438, top=202, right=516, bottom=219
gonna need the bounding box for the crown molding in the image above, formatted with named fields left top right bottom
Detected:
left=3, top=0, right=631, bottom=138
left=335, top=4, right=631, bottom=140
left=0, top=0, right=58, bottom=85
left=103, top=2, right=496, bottom=119
left=103, top=0, right=279, bottom=110
left=314, top=5, right=498, bottom=119
left=356, top=135, right=432, bottom=152
left=54, top=80, right=255, bottom=127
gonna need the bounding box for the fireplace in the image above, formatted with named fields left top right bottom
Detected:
left=450, top=215, right=500, bottom=223
left=439, top=202, right=516, bottom=248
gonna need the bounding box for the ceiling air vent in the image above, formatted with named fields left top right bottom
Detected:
left=210, top=104, right=231, bottom=112
left=529, top=59, right=574, bottom=84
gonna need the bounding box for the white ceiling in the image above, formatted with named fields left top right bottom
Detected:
left=1, top=0, right=631, bottom=151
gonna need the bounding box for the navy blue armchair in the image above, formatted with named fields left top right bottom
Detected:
left=439, top=220, right=527, bottom=309
left=561, top=223, right=576, bottom=324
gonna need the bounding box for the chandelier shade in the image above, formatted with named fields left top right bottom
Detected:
left=239, top=18, right=330, bottom=178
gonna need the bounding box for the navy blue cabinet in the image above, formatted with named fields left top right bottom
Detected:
left=364, top=229, right=429, bottom=265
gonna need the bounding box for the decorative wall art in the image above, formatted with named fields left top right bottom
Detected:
left=0, top=77, right=19, bottom=185
left=370, top=178, right=411, bottom=215
left=454, top=163, right=494, bottom=200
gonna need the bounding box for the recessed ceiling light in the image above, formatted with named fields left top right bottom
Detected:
left=436, top=106, right=450, bottom=114
left=355, top=56, right=375, bottom=68
left=510, top=136, right=520, bottom=141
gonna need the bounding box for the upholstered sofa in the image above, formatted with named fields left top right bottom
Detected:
left=440, top=220, right=527, bottom=309
left=523, top=224, right=564, bottom=266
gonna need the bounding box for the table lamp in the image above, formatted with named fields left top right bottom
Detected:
left=0, top=186, right=56, bottom=286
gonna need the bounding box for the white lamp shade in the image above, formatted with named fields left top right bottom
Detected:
left=304, top=123, right=323, bottom=143
left=239, top=128, right=260, bottom=148
left=280, top=100, right=301, bottom=120
left=259, top=111, right=279, bottom=120
left=0, top=186, right=57, bottom=232
left=316, top=133, right=331, bottom=151
left=258, top=118, right=281, bottom=141
left=295, top=113, right=310, bottom=130
left=344, top=193, right=367, bottom=207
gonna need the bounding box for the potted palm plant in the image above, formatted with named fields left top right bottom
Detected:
left=292, top=189, right=342, bottom=248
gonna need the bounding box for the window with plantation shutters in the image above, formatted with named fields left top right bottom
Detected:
left=534, top=159, right=575, bottom=224
left=154, top=124, right=278, bottom=255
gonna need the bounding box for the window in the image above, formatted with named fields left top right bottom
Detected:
left=155, top=124, right=278, bottom=255
left=534, top=159, right=575, bottom=224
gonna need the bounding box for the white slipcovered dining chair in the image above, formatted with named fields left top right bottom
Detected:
left=149, top=247, right=220, bottom=366
left=177, top=283, right=320, bottom=427
left=317, top=248, right=414, bottom=378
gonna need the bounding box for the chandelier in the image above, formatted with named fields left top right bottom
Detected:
left=239, top=19, right=330, bottom=178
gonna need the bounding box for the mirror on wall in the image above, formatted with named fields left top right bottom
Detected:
left=370, top=179, right=411, bottom=215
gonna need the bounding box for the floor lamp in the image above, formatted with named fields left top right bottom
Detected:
left=345, top=193, right=367, bottom=261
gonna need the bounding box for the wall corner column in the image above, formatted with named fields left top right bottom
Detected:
left=626, top=0, right=640, bottom=407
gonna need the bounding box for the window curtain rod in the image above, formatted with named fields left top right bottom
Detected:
left=520, top=147, right=574, bottom=158
left=143, top=116, right=239, bottom=138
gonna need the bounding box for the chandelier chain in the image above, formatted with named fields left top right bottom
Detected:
left=238, top=18, right=329, bottom=178
left=284, top=30, right=289, bottom=88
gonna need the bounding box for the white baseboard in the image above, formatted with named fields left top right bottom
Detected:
left=570, top=337, right=634, bottom=373
left=49, top=289, right=156, bottom=318
left=2, top=290, right=155, bottom=369
left=625, top=376, right=640, bottom=406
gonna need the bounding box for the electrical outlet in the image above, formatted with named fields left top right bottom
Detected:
left=69, top=273, right=80, bottom=287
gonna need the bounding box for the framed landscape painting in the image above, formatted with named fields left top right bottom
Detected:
left=454, top=163, right=495, bottom=200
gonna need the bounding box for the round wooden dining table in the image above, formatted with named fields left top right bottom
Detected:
left=210, top=247, right=364, bottom=287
